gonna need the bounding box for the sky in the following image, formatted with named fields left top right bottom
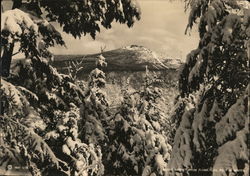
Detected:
left=2, top=0, right=199, bottom=60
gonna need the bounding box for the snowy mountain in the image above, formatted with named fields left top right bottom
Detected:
left=52, top=45, right=183, bottom=73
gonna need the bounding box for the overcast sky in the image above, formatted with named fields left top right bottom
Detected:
left=2, top=0, right=199, bottom=60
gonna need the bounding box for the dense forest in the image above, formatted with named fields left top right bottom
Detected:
left=0, top=0, right=249, bottom=176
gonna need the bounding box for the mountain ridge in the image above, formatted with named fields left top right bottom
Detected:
left=52, top=45, right=183, bottom=73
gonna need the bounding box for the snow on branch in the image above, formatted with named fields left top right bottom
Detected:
left=1, top=9, right=38, bottom=36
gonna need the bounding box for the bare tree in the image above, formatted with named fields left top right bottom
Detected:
left=66, top=59, right=85, bottom=81
left=100, top=45, right=106, bottom=54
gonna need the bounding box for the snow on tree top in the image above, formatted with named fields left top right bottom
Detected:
left=1, top=9, right=39, bottom=35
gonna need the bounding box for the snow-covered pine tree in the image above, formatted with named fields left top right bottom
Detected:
left=106, top=66, right=172, bottom=176
left=45, top=106, right=104, bottom=176
left=167, top=1, right=249, bottom=176
left=0, top=113, right=69, bottom=175
left=0, top=58, right=105, bottom=175
left=7, top=57, right=85, bottom=129
left=79, top=54, right=109, bottom=147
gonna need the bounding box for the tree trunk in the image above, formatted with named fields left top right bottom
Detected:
left=12, top=0, right=22, bottom=9
left=0, top=43, right=14, bottom=77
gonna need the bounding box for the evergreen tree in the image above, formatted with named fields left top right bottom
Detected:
left=0, top=57, right=104, bottom=175
left=167, top=1, right=249, bottom=176
left=78, top=54, right=112, bottom=175
left=79, top=54, right=110, bottom=154
left=106, top=67, right=172, bottom=176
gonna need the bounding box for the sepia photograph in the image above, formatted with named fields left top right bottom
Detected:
left=0, top=0, right=249, bottom=176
